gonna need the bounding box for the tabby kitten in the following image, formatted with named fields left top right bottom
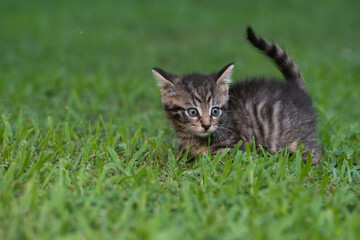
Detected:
left=152, top=27, right=322, bottom=165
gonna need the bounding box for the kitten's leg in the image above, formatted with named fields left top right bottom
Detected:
left=210, top=140, right=244, bottom=155
left=301, top=139, right=322, bottom=165
left=210, top=144, right=227, bottom=155
left=287, top=141, right=322, bottom=165
left=301, top=148, right=322, bottom=166
left=211, top=147, right=231, bottom=155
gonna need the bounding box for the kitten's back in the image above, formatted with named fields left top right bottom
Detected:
left=227, top=78, right=317, bottom=157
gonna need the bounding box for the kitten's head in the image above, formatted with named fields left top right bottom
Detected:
left=152, top=63, right=234, bottom=138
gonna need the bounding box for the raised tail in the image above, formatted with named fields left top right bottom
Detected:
left=246, top=26, right=305, bottom=90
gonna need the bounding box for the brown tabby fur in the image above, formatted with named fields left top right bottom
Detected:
left=152, top=27, right=322, bottom=165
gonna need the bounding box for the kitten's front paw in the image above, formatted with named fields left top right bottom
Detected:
left=190, top=146, right=209, bottom=156
left=211, top=147, right=230, bottom=155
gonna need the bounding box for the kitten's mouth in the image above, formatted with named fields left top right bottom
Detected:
left=189, top=126, right=217, bottom=138
left=195, top=128, right=216, bottom=138
left=196, top=132, right=211, bottom=138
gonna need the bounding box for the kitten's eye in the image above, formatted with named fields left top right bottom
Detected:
left=186, top=108, right=198, bottom=118
left=211, top=107, right=221, bottom=117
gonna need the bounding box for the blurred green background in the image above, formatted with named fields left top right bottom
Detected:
left=1, top=0, right=359, bottom=124
left=1, top=0, right=360, bottom=239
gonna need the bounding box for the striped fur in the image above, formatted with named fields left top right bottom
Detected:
left=246, top=27, right=305, bottom=90
left=153, top=26, right=322, bottom=165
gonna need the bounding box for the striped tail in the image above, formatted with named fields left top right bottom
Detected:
left=246, top=26, right=305, bottom=90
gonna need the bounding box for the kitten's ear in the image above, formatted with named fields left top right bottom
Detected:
left=152, top=67, right=176, bottom=88
left=216, top=63, right=234, bottom=85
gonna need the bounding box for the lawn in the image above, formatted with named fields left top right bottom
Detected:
left=0, top=0, right=359, bottom=239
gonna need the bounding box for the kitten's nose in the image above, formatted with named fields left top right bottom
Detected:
left=202, top=124, right=211, bottom=131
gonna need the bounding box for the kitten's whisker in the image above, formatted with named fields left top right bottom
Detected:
left=218, top=125, right=240, bottom=139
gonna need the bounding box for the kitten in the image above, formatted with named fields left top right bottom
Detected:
left=152, top=26, right=322, bottom=165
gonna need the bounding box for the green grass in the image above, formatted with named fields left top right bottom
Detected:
left=1, top=0, right=360, bottom=239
